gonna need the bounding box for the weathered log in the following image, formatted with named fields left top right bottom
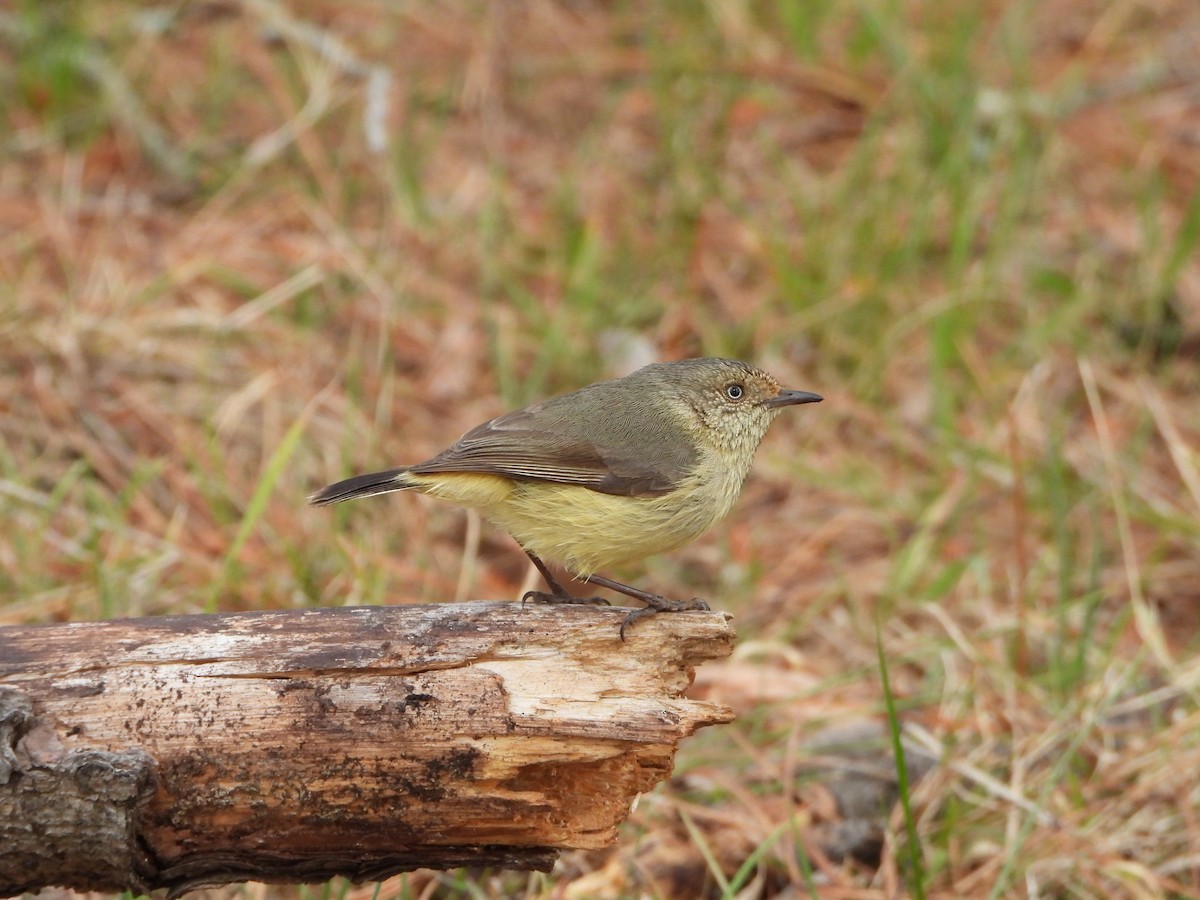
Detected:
left=0, top=602, right=734, bottom=897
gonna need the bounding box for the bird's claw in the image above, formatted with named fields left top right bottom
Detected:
left=619, top=596, right=711, bottom=641
left=521, top=582, right=709, bottom=642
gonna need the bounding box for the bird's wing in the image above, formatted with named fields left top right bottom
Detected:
left=407, top=403, right=694, bottom=497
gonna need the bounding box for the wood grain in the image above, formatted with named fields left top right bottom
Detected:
left=0, top=602, right=734, bottom=896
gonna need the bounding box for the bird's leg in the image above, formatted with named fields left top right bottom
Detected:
left=520, top=551, right=610, bottom=608
left=579, top=573, right=711, bottom=640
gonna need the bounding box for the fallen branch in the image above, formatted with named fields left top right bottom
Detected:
left=0, top=602, right=734, bottom=897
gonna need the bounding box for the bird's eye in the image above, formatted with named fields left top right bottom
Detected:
left=725, top=383, right=745, bottom=400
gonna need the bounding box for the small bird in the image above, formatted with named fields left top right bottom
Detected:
left=311, top=358, right=822, bottom=637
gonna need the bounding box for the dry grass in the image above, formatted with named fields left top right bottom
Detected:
left=2, top=0, right=1199, bottom=897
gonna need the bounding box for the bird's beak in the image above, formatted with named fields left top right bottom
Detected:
left=764, top=389, right=823, bottom=408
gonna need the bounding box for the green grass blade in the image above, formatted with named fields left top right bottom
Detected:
left=678, top=807, right=731, bottom=896
left=878, top=629, right=927, bottom=900
left=206, top=391, right=323, bottom=612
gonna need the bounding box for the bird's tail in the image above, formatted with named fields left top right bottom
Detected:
left=308, top=468, right=413, bottom=506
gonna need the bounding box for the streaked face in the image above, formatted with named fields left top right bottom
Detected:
left=684, top=363, right=780, bottom=446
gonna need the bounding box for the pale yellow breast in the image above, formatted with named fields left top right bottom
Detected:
left=489, top=446, right=748, bottom=576
left=404, top=445, right=752, bottom=577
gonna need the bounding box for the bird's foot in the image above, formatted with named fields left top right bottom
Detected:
left=619, top=596, right=711, bottom=641
left=521, top=590, right=611, bottom=608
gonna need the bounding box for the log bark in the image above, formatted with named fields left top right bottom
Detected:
left=0, top=602, right=734, bottom=897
